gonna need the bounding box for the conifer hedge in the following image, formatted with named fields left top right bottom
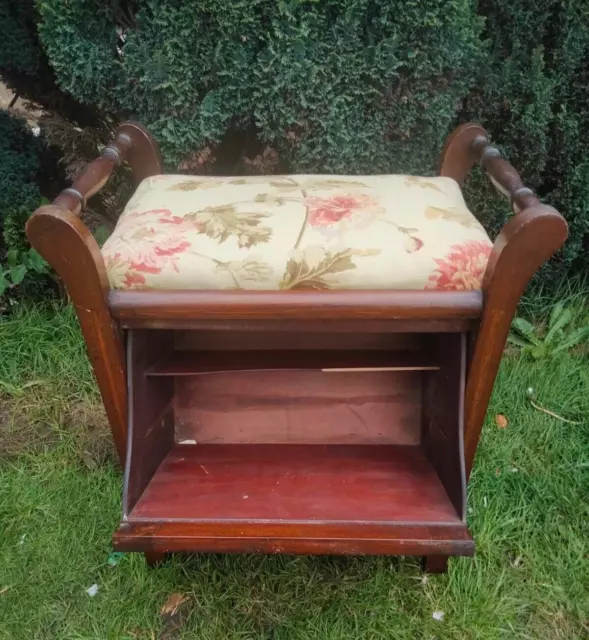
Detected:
left=0, top=110, right=43, bottom=253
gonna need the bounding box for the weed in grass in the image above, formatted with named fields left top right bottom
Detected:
left=1, top=304, right=589, bottom=638
left=509, top=301, right=589, bottom=360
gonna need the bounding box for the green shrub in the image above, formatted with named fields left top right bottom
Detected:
left=462, top=0, right=589, bottom=283
left=0, top=110, right=42, bottom=252
left=0, top=111, right=53, bottom=302
left=0, top=0, right=99, bottom=124
left=37, top=0, right=484, bottom=173
left=0, top=1, right=41, bottom=79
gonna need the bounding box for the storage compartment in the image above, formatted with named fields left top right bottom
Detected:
left=115, top=327, right=472, bottom=557
left=131, top=444, right=460, bottom=523
left=173, top=367, right=428, bottom=446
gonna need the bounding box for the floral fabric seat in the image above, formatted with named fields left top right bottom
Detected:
left=102, top=175, right=493, bottom=291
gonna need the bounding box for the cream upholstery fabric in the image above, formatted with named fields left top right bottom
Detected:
left=102, top=174, right=493, bottom=291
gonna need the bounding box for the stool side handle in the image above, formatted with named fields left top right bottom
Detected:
left=440, top=122, right=541, bottom=214
left=24, top=121, right=161, bottom=466
left=52, top=121, right=162, bottom=217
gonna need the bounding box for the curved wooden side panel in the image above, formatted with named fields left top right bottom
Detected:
left=441, top=124, right=568, bottom=475
left=25, top=122, right=162, bottom=464
left=26, top=206, right=128, bottom=463
left=117, top=121, right=163, bottom=183
left=439, top=123, right=488, bottom=185
left=464, top=206, right=568, bottom=474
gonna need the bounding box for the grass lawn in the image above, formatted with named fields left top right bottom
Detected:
left=1, top=303, right=589, bottom=639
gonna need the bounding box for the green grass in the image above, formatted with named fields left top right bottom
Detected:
left=521, top=274, right=589, bottom=322
left=0, top=304, right=95, bottom=404
left=1, top=303, right=589, bottom=639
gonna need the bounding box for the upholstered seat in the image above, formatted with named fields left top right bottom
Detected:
left=101, top=174, right=493, bottom=291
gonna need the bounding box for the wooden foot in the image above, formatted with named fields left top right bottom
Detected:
left=422, top=555, right=449, bottom=573
left=144, top=551, right=168, bottom=567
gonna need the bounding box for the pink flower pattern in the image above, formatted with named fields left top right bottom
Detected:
left=306, top=194, right=377, bottom=227
left=103, top=208, right=193, bottom=288
left=426, top=240, right=492, bottom=290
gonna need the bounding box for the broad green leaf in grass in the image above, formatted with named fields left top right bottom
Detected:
left=551, top=327, right=589, bottom=354
left=512, top=317, right=540, bottom=343
left=507, top=334, right=533, bottom=348
left=530, top=344, right=548, bottom=359
left=0, top=272, right=8, bottom=296
left=509, top=304, right=588, bottom=358
left=6, top=249, right=18, bottom=268
left=9, top=264, right=27, bottom=285
left=548, top=301, right=565, bottom=329
left=26, top=249, right=48, bottom=273
left=545, top=306, right=573, bottom=344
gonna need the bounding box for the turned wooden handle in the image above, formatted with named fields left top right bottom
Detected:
left=52, top=121, right=163, bottom=217
left=471, top=135, right=541, bottom=214
left=53, top=131, right=132, bottom=216
left=440, top=123, right=541, bottom=214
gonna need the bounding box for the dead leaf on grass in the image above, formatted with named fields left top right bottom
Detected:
left=81, top=450, right=98, bottom=470
left=159, top=593, right=191, bottom=640
left=509, top=554, right=524, bottom=568
left=160, top=593, right=188, bottom=616
left=495, top=414, right=509, bottom=429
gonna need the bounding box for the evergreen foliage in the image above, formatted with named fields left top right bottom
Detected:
left=0, top=110, right=42, bottom=253
left=36, top=0, right=484, bottom=173
left=463, top=0, right=589, bottom=280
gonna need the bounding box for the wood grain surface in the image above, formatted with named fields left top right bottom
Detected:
left=130, top=444, right=462, bottom=524
left=174, top=370, right=423, bottom=445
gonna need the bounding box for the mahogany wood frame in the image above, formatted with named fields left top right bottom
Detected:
left=26, top=121, right=567, bottom=568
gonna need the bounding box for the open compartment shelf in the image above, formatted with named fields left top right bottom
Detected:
left=114, top=327, right=472, bottom=558
left=130, top=444, right=461, bottom=523
left=114, top=443, right=473, bottom=556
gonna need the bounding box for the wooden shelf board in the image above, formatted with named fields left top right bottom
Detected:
left=146, top=350, right=439, bottom=376
left=128, top=444, right=460, bottom=525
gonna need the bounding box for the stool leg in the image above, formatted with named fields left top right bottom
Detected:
left=422, top=555, right=449, bottom=573
left=145, top=551, right=168, bottom=567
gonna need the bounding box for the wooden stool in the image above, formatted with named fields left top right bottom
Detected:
left=27, top=123, right=567, bottom=572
